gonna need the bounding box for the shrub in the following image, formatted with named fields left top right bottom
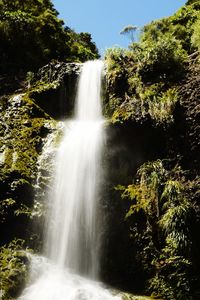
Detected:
left=118, top=161, right=197, bottom=299
left=137, top=35, right=188, bottom=82
left=191, top=17, right=200, bottom=51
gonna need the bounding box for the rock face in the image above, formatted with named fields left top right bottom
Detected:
left=0, top=61, right=83, bottom=244
left=0, top=93, right=59, bottom=246
left=29, top=61, right=82, bottom=119
left=178, top=62, right=200, bottom=172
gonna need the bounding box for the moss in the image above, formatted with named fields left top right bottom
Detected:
left=0, top=240, right=30, bottom=300
left=29, top=80, right=60, bottom=97
left=121, top=295, right=155, bottom=300
left=0, top=93, right=54, bottom=180
left=0, top=92, right=57, bottom=245
left=24, top=61, right=81, bottom=119
left=0, top=198, right=16, bottom=223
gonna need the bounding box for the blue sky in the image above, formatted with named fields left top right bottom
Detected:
left=52, top=0, right=186, bottom=54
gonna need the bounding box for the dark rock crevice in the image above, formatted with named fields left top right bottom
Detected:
left=29, top=61, right=82, bottom=120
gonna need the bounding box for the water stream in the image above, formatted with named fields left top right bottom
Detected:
left=45, top=60, right=104, bottom=278
left=19, top=61, right=121, bottom=300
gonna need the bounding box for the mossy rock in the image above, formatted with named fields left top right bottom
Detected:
left=0, top=92, right=57, bottom=244
left=120, top=293, right=156, bottom=300
left=0, top=240, right=30, bottom=300
left=28, top=61, right=82, bottom=119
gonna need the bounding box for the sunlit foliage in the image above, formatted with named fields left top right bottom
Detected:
left=0, top=0, right=99, bottom=72
left=104, top=1, right=200, bottom=126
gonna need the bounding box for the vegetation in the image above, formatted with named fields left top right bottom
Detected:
left=104, top=1, right=200, bottom=298
left=118, top=161, right=199, bottom=299
left=0, top=239, right=29, bottom=300
left=0, top=0, right=99, bottom=73
left=104, top=1, right=200, bottom=125
left=191, top=17, right=200, bottom=52
left=120, top=25, right=138, bottom=42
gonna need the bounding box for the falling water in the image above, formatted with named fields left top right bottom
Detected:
left=19, top=61, right=121, bottom=300
left=46, top=60, right=104, bottom=277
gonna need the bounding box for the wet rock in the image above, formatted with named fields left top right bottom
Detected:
left=29, top=60, right=82, bottom=119
left=0, top=93, right=57, bottom=245
left=120, top=294, right=154, bottom=300
left=0, top=243, right=30, bottom=300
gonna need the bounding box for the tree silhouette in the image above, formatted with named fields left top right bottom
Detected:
left=120, top=25, right=137, bottom=42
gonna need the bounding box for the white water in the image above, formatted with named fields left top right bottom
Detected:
left=19, top=61, right=120, bottom=300
left=46, top=60, right=104, bottom=277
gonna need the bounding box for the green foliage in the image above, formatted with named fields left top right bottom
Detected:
left=0, top=239, right=29, bottom=300
left=140, top=3, right=200, bottom=53
left=105, top=47, right=127, bottom=79
left=118, top=161, right=198, bottom=299
left=121, top=160, right=165, bottom=219
left=104, top=1, right=200, bottom=126
left=137, top=35, right=187, bottom=82
left=105, top=29, right=186, bottom=125
left=191, top=17, right=200, bottom=52
left=0, top=0, right=99, bottom=72
left=107, top=64, right=180, bottom=125
left=159, top=180, right=193, bottom=256
left=148, top=88, right=179, bottom=124
left=150, top=256, right=192, bottom=300
left=186, top=0, right=199, bottom=4
left=0, top=198, right=16, bottom=223
left=66, top=31, right=99, bottom=62
left=104, top=47, right=130, bottom=117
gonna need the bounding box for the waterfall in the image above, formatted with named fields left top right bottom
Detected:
left=19, top=60, right=121, bottom=300
left=46, top=60, right=104, bottom=277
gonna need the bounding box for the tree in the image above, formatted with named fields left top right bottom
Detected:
left=120, top=25, right=137, bottom=42
left=0, top=0, right=99, bottom=72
